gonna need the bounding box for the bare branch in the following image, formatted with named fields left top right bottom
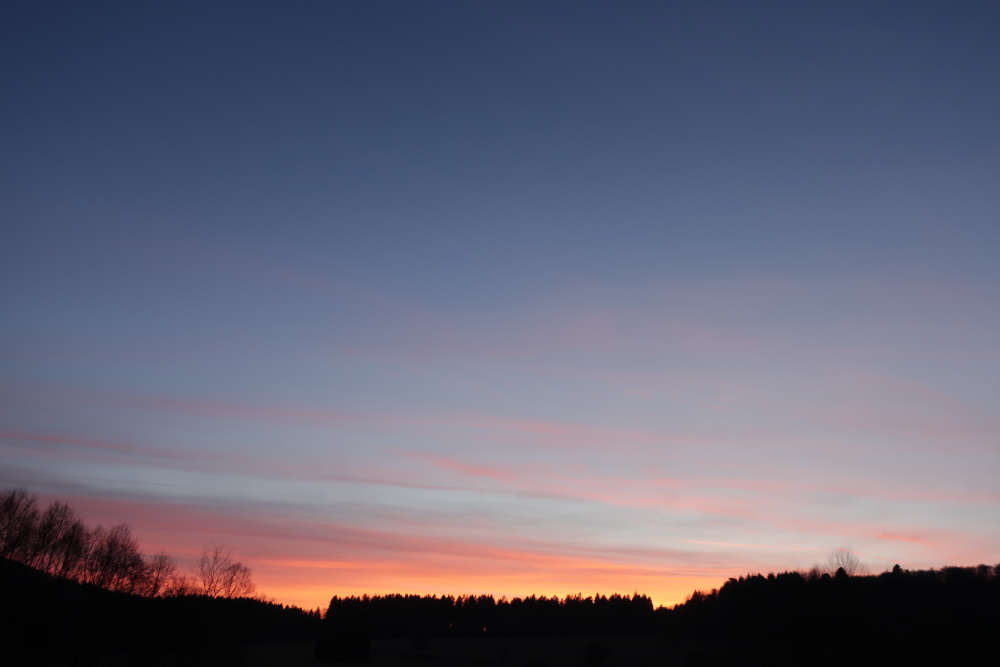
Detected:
left=0, top=488, right=39, bottom=560
left=827, top=547, right=870, bottom=577
left=142, top=551, right=178, bottom=597
left=192, top=544, right=256, bottom=598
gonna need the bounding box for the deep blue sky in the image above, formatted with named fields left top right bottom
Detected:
left=2, top=1, right=998, bottom=608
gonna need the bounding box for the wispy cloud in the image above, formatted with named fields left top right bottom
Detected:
left=876, top=532, right=940, bottom=546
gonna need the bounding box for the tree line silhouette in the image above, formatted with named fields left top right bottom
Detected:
left=317, top=592, right=657, bottom=660
left=1, top=557, right=321, bottom=665
left=1, top=487, right=256, bottom=598
left=668, top=563, right=1000, bottom=666
left=4, top=486, right=997, bottom=665
left=0, top=487, right=320, bottom=664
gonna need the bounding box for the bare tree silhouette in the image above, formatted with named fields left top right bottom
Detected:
left=193, top=544, right=256, bottom=598
left=0, top=487, right=38, bottom=560
left=827, top=547, right=869, bottom=576
left=142, top=550, right=178, bottom=597
left=85, top=524, right=147, bottom=592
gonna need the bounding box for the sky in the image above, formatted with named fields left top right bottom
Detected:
left=2, top=1, right=998, bottom=611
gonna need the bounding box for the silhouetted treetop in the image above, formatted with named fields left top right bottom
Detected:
left=0, top=487, right=257, bottom=600
left=321, top=591, right=658, bottom=640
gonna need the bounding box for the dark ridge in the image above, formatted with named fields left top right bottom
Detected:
left=6, top=555, right=999, bottom=665
left=0, top=556, right=321, bottom=665
left=666, top=565, right=1000, bottom=666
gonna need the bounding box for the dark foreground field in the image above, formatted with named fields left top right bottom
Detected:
left=243, top=634, right=685, bottom=667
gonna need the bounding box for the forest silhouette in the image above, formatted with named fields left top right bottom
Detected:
left=2, top=487, right=997, bottom=665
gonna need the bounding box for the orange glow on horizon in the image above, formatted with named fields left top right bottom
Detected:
left=31, top=480, right=996, bottom=617
left=251, top=555, right=732, bottom=612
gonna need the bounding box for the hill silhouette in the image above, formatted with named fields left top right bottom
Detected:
left=4, top=487, right=997, bottom=665
left=0, top=556, right=320, bottom=665
left=5, top=555, right=998, bottom=665
left=666, top=564, right=1000, bottom=666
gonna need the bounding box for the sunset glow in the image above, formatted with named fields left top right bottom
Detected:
left=2, top=1, right=998, bottom=612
